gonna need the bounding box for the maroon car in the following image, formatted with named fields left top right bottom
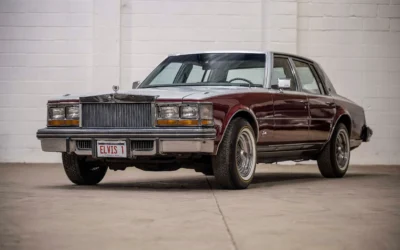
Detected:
left=37, top=51, right=372, bottom=189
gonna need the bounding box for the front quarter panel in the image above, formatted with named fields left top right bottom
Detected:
left=202, top=91, right=274, bottom=152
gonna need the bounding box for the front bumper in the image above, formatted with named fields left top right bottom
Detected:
left=37, top=127, right=216, bottom=157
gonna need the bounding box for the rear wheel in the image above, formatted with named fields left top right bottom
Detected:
left=62, top=153, right=108, bottom=185
left=212, top=118, right=256, bottom=189
left=317, top=123, right=350, bottom=178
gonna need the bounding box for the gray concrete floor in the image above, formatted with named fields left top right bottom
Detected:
left=0, top=164, right=399, bottom=250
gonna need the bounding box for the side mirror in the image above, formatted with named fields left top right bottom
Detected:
left=277, top=78, right=291, bottom=90
left=132, top=81, right=141, bottom=89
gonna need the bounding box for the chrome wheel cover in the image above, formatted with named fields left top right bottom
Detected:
left=235, top=128, right=256, bottom=181
left=336, top=129, right=350, bottom=170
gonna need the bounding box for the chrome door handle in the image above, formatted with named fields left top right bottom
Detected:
left=326, top=101, right=335, bottom=106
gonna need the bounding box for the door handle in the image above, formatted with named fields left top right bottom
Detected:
left=300, top=100, right=308, bottom=104
left=326, top=101, right=335, bottom=106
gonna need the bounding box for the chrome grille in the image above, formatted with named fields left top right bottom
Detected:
left=81, top=103, right=152, bottom=128
left=131, top=141, right=154, bottom=151
left=76, top=140, right=92, bottom=150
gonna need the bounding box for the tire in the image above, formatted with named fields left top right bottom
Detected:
left=317, top=123, right=350, bottom=178
left=62, top=153, right=108, bottom=185
left=212, top=118, right=257, bottom=189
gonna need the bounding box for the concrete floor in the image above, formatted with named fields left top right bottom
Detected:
left=0, top=164, right=399, bottom=250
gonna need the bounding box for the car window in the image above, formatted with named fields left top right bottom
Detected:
left=151, top=62, right=182, bottom=85
left=271, top=57, right=297, bottom=91
left=227, top=68, right=265, bottom=85
left=186, top=65, right=207, bottom=83
left=140, top=53, right=266, bottom=88
left=293, top=60, right=322, bottom=95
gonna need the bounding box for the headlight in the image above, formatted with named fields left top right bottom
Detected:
left=158, top=106, right=179, bottom=119
left=66, top=106, right=79, bottom=119
left=47, top=103, right=79, bottom=127
left=156, top=103, right=213, bottom=126
left=181, top=105, right=198, bottom=119
left=49, top=107, right=65, bottom=120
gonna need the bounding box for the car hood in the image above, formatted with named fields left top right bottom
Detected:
left=50, top=86, right=267, bottom=102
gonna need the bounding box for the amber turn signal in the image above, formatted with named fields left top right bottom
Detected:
left=48, top=120, right=79, bottom=126
left=156, top=119, right=213, bottom=126
left=157, top=119, right=199, bottom=126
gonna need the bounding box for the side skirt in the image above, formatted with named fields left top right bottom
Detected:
left=256, top=143, right=324, bottom=164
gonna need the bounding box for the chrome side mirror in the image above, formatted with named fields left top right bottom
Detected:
left=132, top=81, right=141, bottom=89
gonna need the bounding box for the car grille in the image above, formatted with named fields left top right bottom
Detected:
left=131, top=140, right=154, bottom=151
left=76, top=140, right=92, bottom=150
left=81, top=103, right=153, bottom=128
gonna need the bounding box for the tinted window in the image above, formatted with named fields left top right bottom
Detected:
left=293, top=60, right=322, bottom=95
left=271, top=57, right=297, bottom=91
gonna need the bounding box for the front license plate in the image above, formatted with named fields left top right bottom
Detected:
left=97, top=141, right=127, bottom=158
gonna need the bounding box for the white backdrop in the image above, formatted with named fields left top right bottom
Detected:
left=0, top=0, right=399, bottom=164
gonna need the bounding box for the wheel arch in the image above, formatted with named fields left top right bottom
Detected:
left=215, top=109, right=259, bottom=154
left=328, top=113, right=352, bottom=143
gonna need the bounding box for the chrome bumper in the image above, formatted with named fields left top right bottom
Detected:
left=37, top=127, right=216, bottom=156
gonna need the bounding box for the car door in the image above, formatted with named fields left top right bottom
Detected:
left=270, top=56, right=309, bottom=144
left=291, top=59, right=336, bottom=142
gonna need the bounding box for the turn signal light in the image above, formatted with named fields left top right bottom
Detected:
left=48, top=120, right=79, bottom=126
left=156, top=119, right=214, bottom=126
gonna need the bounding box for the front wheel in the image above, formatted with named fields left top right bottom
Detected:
left=62, top=153, right=108, bottom=185
left=212, top=118, right=257, bottom=189
left=317, top=123, right=350, bottom=178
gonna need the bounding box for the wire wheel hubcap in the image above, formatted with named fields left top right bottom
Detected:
left=236, top=128, right=255, bottom=181
left=336, top=130, right=350, bottom=170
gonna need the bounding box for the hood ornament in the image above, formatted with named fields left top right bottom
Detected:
left=112, top=85, right=119, bottom=94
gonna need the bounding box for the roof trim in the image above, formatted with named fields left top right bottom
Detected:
left=168, top=50, right=315, bottom=63
left=170, top=50, right=267, bottom=56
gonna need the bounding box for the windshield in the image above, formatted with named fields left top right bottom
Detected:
left=140, top=53, right=266, bottom=88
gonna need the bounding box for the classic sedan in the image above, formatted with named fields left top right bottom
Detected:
left=37, top=51, right=372, bottom=189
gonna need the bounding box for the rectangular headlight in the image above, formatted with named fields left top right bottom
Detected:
left=181, top=105, right=199, bottom=119
left=158, top=106, right=179, bottom=119
left=66, top=106, right=79, bottom=119
left=49, top=107, right=65, bottom=120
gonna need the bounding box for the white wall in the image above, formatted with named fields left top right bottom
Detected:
left=0, top=0, right=399, bottom=164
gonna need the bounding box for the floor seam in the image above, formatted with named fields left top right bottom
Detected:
left=206, top=177, right=239, bottom=250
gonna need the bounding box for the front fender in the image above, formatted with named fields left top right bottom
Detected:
left=214, top=104, right=259, bottom=154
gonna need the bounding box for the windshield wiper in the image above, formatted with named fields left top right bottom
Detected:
left=141, top=82, right=263, bottom=88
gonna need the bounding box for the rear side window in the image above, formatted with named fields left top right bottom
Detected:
left=292, top=60, right=322, bottom=95
left=314, top=63, right=336, bottom=94
left=271, top=57, right=297, bottom=91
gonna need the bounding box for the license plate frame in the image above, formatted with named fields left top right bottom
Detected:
left=96, top=140, right=127, bottom=158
